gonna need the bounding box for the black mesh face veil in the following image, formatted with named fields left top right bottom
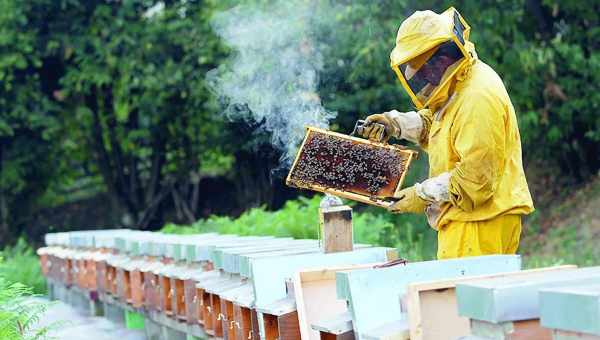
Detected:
left=399, top=40, right=464, bottom=104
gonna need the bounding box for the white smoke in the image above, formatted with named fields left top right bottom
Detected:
left=207, top=0, right=337, bottom=167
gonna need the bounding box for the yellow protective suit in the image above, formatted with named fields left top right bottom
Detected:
left=390, top=8, right=534, bottom=259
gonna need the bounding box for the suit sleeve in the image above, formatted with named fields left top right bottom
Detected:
left=448, top=92, right=506, bottom=212
left=417, top=108, right=434, bottom=152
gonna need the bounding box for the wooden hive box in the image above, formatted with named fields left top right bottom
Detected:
left=406, top=265, right=576, bottom=340
left=143, top=263, right=163, bottom=310
left=96, top=259, right=107, bottom=294
left=130, top=262, right=145, bottom=308
left=256, top=297, right=301, bottom=340
left=193, top=271, right=222, bottom=327
left=75, top=256, right=86, bottom=288
left=55, top=255, right=64, bottom=283
left=336, top=255, right=522, bottom=340
left=216, top=282, right=252, bottom=340
left=456, top=266, right=600, bottom=340
left=184, top=270, right=209, bottom=325
left=206, top=278, right=246, bottom=338
left=47, top=253, right=57, bottom=281
left=37, top=248, right=50, bottom=276
left=158, top=266, right=175, bottom=315
left=220, top=284, right=253, bottom=340
left=107, top=263, right=118, bottom=296
left=116, top=264, right=132, bottom=303
left=85, top=254, right=98, bottom=291
left=63, top=257, right=73, bottom=286
left=286, top=127, right=417, bottom=207
left=170, top=270, right=188, bottom=321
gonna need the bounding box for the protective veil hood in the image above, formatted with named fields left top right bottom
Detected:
left=390, top=7, right=476, bottom=110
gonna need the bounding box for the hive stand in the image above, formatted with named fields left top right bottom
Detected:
left=539, top=284, right=600, bottom=340
left=456, top=266, right=600, bottom=340
left=335, top=255, right=522, bottom=340
left=405, top=265, right=576, bottom=340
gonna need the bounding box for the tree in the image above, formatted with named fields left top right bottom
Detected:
left=53, top=1, right=232, bottom=227
left=0, top=0, right=62, bottom=244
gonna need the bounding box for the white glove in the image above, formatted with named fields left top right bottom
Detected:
left=415, top=172, right=451, bottom=203
left=414, top=172, right=451, bottom=230
left=382, top=110, right=424, bottom=144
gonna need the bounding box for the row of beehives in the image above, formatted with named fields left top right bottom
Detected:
left=37, top=230, right=600, bottom=340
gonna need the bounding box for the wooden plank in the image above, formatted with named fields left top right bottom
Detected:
left=130, top=268, right=144, bottom=308
left=222, top=299, right=237, bottom=340
left=456, top=266, right=600, bottom=323
left=406, top=265, right=576, bottom=340
left=263, top=313, right=280, bottom=340
left=294, top=264, right=378, bottom=340
left=539, top=284, right=600, bottom=336
left=184, top=278, right=199, bottom=324
left=96, top=260, right=107, bottom=293
left=319, top=206, right=353, bottom=253
left=234, top=304, right=253, bottom=340
left=278, top=311, right=302, bottom=340
left=336, top=255, right=521, bottom=340
left=251, top=309, right=261, bottom=340
left=173, top=277, right=186, bottom=320
left=160, top=272, right=172, bottom=313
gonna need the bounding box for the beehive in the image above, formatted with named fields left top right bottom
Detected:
left=286, top=127, right=417, bottom=207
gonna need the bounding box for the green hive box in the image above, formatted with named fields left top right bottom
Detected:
left=124, top=310, right=145, bottom=330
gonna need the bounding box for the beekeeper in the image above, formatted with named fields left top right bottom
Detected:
left=359, top=7, right=534, bottom=259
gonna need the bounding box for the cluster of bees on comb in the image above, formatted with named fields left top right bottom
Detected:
left=289, top=131, right=406, bottom=196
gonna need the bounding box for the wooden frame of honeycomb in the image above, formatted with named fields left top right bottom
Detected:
left=286, top=127, right=417, bottom=208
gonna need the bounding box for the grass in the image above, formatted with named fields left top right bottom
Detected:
left=521, top=175, right=600, bottom=268
left=0, top=239, right=46, bottom=295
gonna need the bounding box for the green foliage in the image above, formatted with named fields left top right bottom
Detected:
left=0, top=240, right=58, bottom=339
left=0, top=278, right=52, bottom=340
left=162, top=195, right=437, bottom=261
left=0, top=239, right=46, bottom=295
